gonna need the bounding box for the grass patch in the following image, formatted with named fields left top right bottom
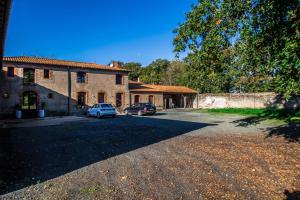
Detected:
left=196, top=108, right=266, bottom=116
left=195, top=108, right=300, bottom=124
left=80, top=186, right=98, bottom=197
left=79, top=185, right=114, bottom=198
left=197, top=108, right=300, bottom=142
left=43, top=181, right=53, bottom=190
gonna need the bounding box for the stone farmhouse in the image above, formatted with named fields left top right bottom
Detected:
left=0, top=56, right=198, bottom=117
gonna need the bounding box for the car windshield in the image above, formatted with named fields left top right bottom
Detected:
left=101, top=104, right=113, bottom=108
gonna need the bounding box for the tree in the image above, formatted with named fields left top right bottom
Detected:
left=173, top=0, right=299, bottom=97
left=140, top=59, right=170, bottom=84
left=274, top=30, right=300, bottom=98
left=162, top=61, right=187, bottom=85
left=234, top=0, right=299, bottom=96
left=123, top=62, right=142, bottom=81
left=173, top=0, right=247, bottom=93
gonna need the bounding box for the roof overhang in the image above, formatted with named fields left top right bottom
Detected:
left=3, top=56, right=131, bottom=73
left=129, top=81, right=198, bottom=94
left=129, top=90, right=198, bottom=94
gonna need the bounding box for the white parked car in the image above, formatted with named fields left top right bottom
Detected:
left=87, top=103, right=116, bottom=118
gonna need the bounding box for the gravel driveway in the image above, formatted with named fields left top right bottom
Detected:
left=0, top=111, right=299, bottom=199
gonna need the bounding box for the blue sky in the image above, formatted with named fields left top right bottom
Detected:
left=5, top=0, right=196, bottom=66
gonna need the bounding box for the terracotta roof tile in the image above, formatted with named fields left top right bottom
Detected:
left=3, top=56, right=130, bottom=72
left=129, top=81, right=197, bottom=94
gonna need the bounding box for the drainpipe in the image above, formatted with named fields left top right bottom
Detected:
left=67, top=67, right=71, bottom=115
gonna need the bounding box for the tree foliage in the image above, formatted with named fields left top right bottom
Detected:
left=162, top=61, right=188, bottom=85
left=140, top=59, right=170, bottom=84
left=124, top=59, right=188, bottom=86
left=123, top=62, right=142, bottom=81
left=123, top=0, right=299, bottom=98
left=173, top=0, right=299, bottom=98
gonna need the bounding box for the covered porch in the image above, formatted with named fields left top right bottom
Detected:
left=129, top=80, right=198, bottom=110
left=163, top=93, right=197, bottom=109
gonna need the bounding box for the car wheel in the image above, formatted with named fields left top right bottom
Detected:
left=138, top=110, right=142, bottom=116
left=97, top=112, right=101, bottom=119
left=87, top=112, right=91, bottom=117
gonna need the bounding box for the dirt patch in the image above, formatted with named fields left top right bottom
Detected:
left=0, top=112, right=299, bottom=199
left=2, top=134, right=299, bottom=200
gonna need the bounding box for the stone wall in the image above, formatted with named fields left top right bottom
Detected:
left=197, top=93, right=300, bottom=109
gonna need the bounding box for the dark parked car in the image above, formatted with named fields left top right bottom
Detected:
left=124, top=103, right=156, bottom=116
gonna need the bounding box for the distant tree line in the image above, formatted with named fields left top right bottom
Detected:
left=124, top=0, right=299, bottom=99
left=123, top=59, right=188, bottom=86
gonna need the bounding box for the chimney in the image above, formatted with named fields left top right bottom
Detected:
left=110, top=61, right=123, bottom=68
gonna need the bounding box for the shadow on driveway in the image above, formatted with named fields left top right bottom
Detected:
left=284, top=190, right=300, bottom=200
left=232, top=116, right=299, bottom=143
left=0, top=115, right=215, bottom=195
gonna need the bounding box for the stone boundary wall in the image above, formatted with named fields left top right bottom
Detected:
left=197, top=92, right=300, bottom=109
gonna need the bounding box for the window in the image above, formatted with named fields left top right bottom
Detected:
left=116, top=93, right=123, bottom=107
left=7, top=67, right=14, bottom=77
left=48, top=93, right=53, bottom=99
left=98, top=93, right=105, bottom=103
left=116, top=74, right=123, bottom=85
left=77, top=72, right=86, bottom=83
left=134, top=95, right=140, bottom=104
left=23, top=68, right=35, bottom=84
left=44, top=69, right=50, bottom=79
left=77, top=92, right=86, bottom=106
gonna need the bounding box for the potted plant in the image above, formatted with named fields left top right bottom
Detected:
left=14, top=104, right=22, bottom=119
left=39, top=102, right=46, bottom=118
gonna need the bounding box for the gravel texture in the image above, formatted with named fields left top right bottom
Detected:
left=0, top=111, right=299, bottom=199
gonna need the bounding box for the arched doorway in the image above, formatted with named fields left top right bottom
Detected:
left=149, top=95, right=154, bottom=104
left=134, top=95, right=140, bottom=104
left=22, top=91, right=37, bottom=117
